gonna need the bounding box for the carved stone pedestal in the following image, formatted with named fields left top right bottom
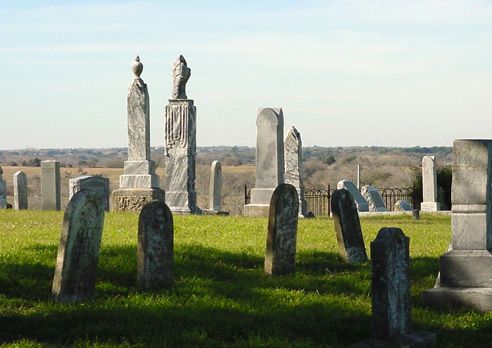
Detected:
left=111, top=188, right=164, bottom=213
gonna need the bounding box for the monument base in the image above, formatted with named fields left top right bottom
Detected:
left=201, top=209, right=230, bottom=216
left=166, top=190, right=199, bottom=214
left=423, top=287, right=492, bottom=312
left=111, top=188, right=164, bottom=213
left=243, top=204, right=270, bottom=217
left=353, top=331, right=436, bottom=347
left=420, top=202, right=440, bottom=211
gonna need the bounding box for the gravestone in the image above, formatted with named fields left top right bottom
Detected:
left=356, top=228, right=435, bottom=346
left=265, top=184, right=299, bottom=275
left=137, top=200, right=174, bottom=289
left=394, top=200, right=412, bottom=211
left=112, top=56, right=164, bottom=212
left=41, top=160, right=60, bottom=211
left=0, top=165, right=6, bottom=209
left=361, top=185, right=387, bottom=212
left=284, top=126, right=307, bottom=217
left=244, top=108, right=285, bottom=217
left=331, top=189, right=368, bottom=263
left=52, top=191, right=105, bottom=302
left=164, top=55, right=199, bottom=214
left=13, top=171, right=28, bottom=210
left=421, top=156, right=440, bottom=211
left=209, top=160, right=222, bottom=212
left=337, top=180, right=369, bottom=212
left=70, top=175, right=109, bottom=211
left=423, top=139, right=492, bottom=311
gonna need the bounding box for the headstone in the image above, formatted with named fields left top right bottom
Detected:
left=244, top=108, right=285, bottom=217
left=209, top=160, right=222, bottom=212
left=70, top=175, right=109, bottom=211
left=284, top=126, right=307, bottom=217
left=111, top=56, right=164, bottom=212
left=13, top=171, right=28, bottom=210
left=421, top=156, right=440, bottom=211
left=361, top=185, right=387, bottom=212
left=336, top=180, right=369, bottom=212
left=423, top=139, right=492, bottom=311
left=265, top=184, right=299, bottom=275
left=164, top=55, right=199, bottom=214
left=394, top=200, right=412, bottom=211
left=52, top=191, right=105, bottom=302
left=41, top=160, right=60, bottom=211
left=331, top=189, right=368, bottom=263
left=357, top=228, right=435, bottom=346
left=356, top=165, right=361, bottom=190
left=0, top=165, right=6, bottom=209
left=137, top=200, right=174, bottom=289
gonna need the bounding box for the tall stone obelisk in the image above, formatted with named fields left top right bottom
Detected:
left=111, top=56, right=164, bottom=212
left=164, top=55, right=198, bottom=214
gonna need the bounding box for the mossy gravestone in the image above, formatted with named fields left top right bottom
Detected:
left=137, top=200, right=174, bottom=289
left=331, top=189, right=368, bottom=263
left=265, top=183, right=299, bottom=275
left=52, top=191, right=105, bottom=302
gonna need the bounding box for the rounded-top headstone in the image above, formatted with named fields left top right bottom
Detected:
left=132, top=55, right=143, bottom=78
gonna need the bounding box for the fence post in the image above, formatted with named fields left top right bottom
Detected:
left=327, top=184, right=331, bottom=217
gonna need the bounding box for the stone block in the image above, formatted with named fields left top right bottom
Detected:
left=439, top=250, right=492, bottom=287
left=41, top=160, right=61, bottom=211
left=111, top=188, right=165, bottom=213
left=243, top=204, right=270, bottom=217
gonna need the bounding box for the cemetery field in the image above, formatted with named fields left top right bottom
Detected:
left=1, top=212, right=491, bottom=347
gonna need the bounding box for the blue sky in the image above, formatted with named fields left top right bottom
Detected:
left=1, top=1, right=491, bottom=149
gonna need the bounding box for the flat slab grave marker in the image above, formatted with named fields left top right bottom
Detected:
left=137, top=200, right=174, bottom=289
left=361, top=185, right=387, bottom=212
left=337, top=180, right=369, bottom=212
left=265, top=183, right=299, bottom=275
left=52, top=191, right=105, bottom=302
left=331, top=189, right=368, bottom=263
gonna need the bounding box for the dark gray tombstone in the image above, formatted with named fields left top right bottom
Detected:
left=265, top=183, right=299, bottom=275
left=355, top=228, right=435, bottom=347
left=137, top=200, right=174, bottom=289
left=331, top=189, right=368, bottom=263
left=69, top=175, right=110, bottom=211
left=52, top=191, right=105, bottom=302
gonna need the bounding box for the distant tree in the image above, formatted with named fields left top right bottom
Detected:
left=324, top=155, right=336, bottom=165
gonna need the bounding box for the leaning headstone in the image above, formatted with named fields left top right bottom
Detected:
left=111, top=56, right=164, bottom=212
left=265, top=184, right=299, bottom=275
left=70, top=175, right=110, bottom=211
left=0, top=165, right=6, bottom=209
left=284, top=126, right=307, bottom=217
left=355, top=228, right=435, bottom=346
left=421, top=156, right=440, bottom=211
left=52, top=191, right=105, bottom=302
left=244, top=108, right=285, bottom=217
left=13, top=171, right=28, bottom=210
left=394, top=200, right=412, bottom=211
left=337, top=180, right=369, bottom=212
left=137, top=201, right=174, bottom=289
left=361, top=185, right=387, bottom=212
left=164, top=55, right=199, bottom=214
left=423, top=139, right=492, bottom=311
left=41, top=160, right=61, bottom=211
left=331, top=189, right=368, bottom=263
left=209, top=160, right=222, bottom=212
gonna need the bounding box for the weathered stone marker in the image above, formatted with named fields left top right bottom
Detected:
left=355, top=228, right=435, bottom=346
left=52, top=191, right=105, bottom=302
left=244, top=108, right=285, bottom=217
left=137, top=200, right=174, bottom=289
left=337, top=180, right=369, bottom=212
left=423, top=139, right=492, bottom=311
left=41, top=160, right=61, bottom=211
left=265, top=184, right=299, bottom=275
left=421, top=156, right=440, bottom=211
left=361, top=185, right=387, bottom=212
left=394, top=200, right=412, bottom=211
left=112, top=56, right=164, bottom=212
left=0, top=165, right=6, bottom=209
left=13, top=171, right=28, bottom=210
left=209, top=160, right=222, bottom=212
left=284, top=126, right=307, bottom=217
left=70, top=175, right=110, bottom=211
left=331, top=189, right=368, bottom=263
left=164, top=55, right=198, bottom=214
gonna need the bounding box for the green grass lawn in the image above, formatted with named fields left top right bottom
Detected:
left=0, top=210, right=491, bottom=347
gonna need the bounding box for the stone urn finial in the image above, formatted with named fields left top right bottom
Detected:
left=132, top=55, right=143, bottom=78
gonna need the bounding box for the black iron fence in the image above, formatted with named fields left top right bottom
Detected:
left=244, top=184, right=417, bottom=216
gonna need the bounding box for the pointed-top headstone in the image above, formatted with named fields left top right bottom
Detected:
left=0, top=165, right=6, bottom=209
left=284, top=126, right=307, bottom=217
